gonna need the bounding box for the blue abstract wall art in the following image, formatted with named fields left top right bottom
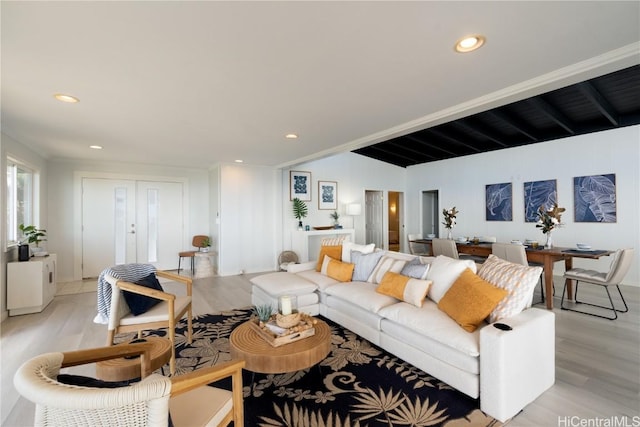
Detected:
left=574, top=174, right=616, bottom=222
left=486, top=183, right=512, bottom=221
left=524, top=179, right=557, bottom=222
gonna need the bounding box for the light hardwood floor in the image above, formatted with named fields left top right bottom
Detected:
left=1, top=272, right=638, bottom=426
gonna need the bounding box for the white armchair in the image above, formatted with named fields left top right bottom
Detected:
left=14, top=343, right=245, bottom=427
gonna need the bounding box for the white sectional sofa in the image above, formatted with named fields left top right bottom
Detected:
left=250, top=247, right=555, bottom=423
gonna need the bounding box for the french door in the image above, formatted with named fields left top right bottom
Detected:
left=81, top=178, right=184, bottom=278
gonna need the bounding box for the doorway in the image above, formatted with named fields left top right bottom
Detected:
left=422, top=190, right=439, bottom=237
left=81, top=178, right=185, bottom=278
left=365, top=190, right=384, bottom=248
left=388, top=191, right=403, bottom=251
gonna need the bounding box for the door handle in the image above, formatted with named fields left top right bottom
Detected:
left=129, top=231, right=136, bottom=234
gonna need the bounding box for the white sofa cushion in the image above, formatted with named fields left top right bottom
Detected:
left=297, top=270, right=340, bottom=291
left=324, top=282, right=398, bottom=313
left=426, top=255, right=477, bottom=303
left=250, top=272, right=317, bottom=296
left=378, top=300, right=481, bottom=358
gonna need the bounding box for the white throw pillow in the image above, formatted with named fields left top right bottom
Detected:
left=367, top=255, right=407, bottom=284
left=478, top=254, right=543, bottom=323
left=426, top=255, right=477, bottom=303
left=341, top=241, right=375, bottom=263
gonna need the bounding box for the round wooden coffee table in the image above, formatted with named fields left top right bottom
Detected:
left=230, top=319, right=331, bottom=374
left=96, top=337, right=172, bottom=381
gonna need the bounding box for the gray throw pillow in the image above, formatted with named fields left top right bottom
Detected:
left=351, top=250, right=385, bottom=282
left=401, top=258, right=430, bottom=280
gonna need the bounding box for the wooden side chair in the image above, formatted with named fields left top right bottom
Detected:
left=105, top=268, right=193, bottom=375
left=178, top=235, right=209, bottom=273
left=14, top=343, right=245, bottom=427
left=561, top=248, right=634, bottom=320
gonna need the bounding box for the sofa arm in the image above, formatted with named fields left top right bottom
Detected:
left=479, top=308, right=555, bottom=422
left=286, top=261, right=316, bottom=273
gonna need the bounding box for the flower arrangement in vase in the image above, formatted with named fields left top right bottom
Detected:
left=442, top=207, right=458, bottom=239
left=536, top=203, right=565, bottom=248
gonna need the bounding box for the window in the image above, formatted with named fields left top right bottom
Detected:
left=6, top=157, right=36, bottom=246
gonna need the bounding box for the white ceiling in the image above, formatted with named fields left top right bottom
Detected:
left=2, top=1, right=639, bottom=170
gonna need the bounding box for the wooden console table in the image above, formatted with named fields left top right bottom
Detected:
left=292, top=229, right=355, bottom=262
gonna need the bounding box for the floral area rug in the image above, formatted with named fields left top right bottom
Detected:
left=142, top=307, right=502, bottom=427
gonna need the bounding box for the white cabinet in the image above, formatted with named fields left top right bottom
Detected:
left=7, top=254, right=57, bottom=316
left=292, top=229, right=355, bottom=262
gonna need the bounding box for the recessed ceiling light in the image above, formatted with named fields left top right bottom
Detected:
left=54, top=93, right=80, bottom=103
left=454, top=35, right=486, bottom=53
left=235, top=159, right=243, bottom=163
left=89, top=145, right=103, bottom=150
left=285, top=133, right=299, bottom=139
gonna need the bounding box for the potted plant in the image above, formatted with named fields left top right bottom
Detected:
left=292, top=198, right=308, bottom=230
left=18, top=224, right=47, bottom=260
left=201, top=236, right=211, bottom=252
left=330, top=211, right=341, bottom=228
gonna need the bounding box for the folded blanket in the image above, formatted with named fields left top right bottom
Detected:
left=93, top=263, right=157, bottom=324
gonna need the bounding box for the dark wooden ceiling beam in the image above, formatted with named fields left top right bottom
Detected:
left=403, top=135, right=458, bottom=157
left=426, top=128, right=482, bottom=153
left=488, top=109, right=539, bottom=141
left=393, top=139, right=439, bottom=160
left=528, top=97, right=576, bottom=134
left=364, top=144, right=417, bottom=165
left=577, top=81, right=620, bottom=126
left=454, top=119, right=508, bottom=147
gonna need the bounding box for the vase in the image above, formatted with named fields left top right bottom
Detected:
left=298, top=221, right=303, bottom=230
left=447, top=229, right=452, bottom=240
left=544, top=230, right=553, bottom=249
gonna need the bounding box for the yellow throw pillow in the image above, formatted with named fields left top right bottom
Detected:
left=376, top=271, right=431, bottom=307
left=316, top=245, right=342, bottom=271
left=438, top=268, right=508, bottom=332
left=321, top=255, right=355, bottom=282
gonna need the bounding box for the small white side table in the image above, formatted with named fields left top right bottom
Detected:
left=194, top=251, right=217, bottom=278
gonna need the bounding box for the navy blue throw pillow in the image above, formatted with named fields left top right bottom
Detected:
left=122, top=273, right=164, bottom=315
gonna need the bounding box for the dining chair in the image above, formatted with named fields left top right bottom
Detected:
left=105, top=266, right=193, bottom=375
left=14, top=343, right=245, bottom=427
left=492, top=242, right=544, bottom=304
left=178, top=235, right=209, bottom=273
left=431, top=238, right=459, bottom=259
left=432, top=238, right=485, bottom=264
left=561, top=248, right=633, bottom=320
left=407, top=234, right=429, bottom=256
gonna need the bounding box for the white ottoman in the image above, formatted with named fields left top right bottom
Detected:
left=250, top=272, right=320, bottom=315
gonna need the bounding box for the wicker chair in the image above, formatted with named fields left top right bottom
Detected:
left=14, top=343, right=245, bottom=427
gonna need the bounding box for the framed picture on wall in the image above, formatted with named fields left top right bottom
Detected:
left=574, top=173, right=616, bottom=222
left=290, top=171, right=311, bottom=201
left=485, top=182, right=513, bottom=221
left=524, top=179, right=557, bottom=222
left=318, top=181, right=338, bottom=210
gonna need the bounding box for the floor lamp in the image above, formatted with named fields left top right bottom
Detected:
left=346, top=203, right=362, bottom=239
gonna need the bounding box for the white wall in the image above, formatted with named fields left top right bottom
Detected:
left=218, top=163, right=280, bottom=276
left=405, top=125, right=640, bottom=286
left=281, top=153, right=407, bottom=249
left=47, top=159, right=210, bottom=282
left=1, top=133, right=50, bottom=320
